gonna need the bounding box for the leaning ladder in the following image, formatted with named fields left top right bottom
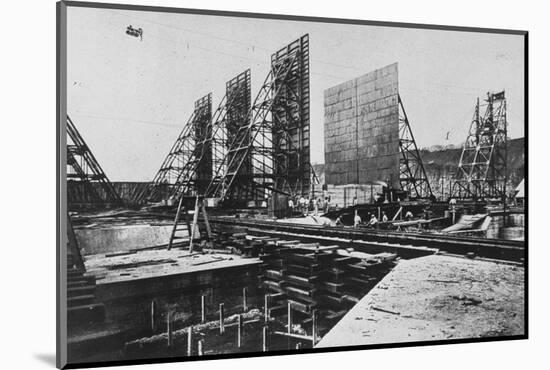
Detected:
left=167, top=195, right=212, bottom=251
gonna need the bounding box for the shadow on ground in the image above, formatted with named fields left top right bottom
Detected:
left=34, top=353, right=56, bottom=367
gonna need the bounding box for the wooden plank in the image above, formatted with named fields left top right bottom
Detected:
left=285, top=274, right=318, bottom=288
left=272, top=331, right=313, bottom=341
left=288, top=299, right=317, bottom=314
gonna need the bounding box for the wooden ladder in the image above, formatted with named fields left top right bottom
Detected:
left=168, top=195, right=213, bottom=252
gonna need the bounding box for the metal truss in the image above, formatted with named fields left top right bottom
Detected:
left=451, top=91, right=507, bottom=200
left=66, top=115, right=122, bottom=205
left=398, top=96, right=433, bottom=199
left=132, top=94, right=212, bottom=203
left=205, top=35, right=310, bottom=204
left=171, top=70, right=252, bottom=200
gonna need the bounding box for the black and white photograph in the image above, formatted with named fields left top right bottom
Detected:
left=56, top=1, right=527, bottom=368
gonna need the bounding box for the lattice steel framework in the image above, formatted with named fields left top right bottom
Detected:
left=66, top=115, right=122, bottom=205
left=451, top=91, right=507, bottom=200
left=272, top=35, right=311, bottom=197
left=171, top=70, right=252, bottom=201
left=214, top=69, right=253, bottom=200
left=398, top=96, right=433, bottom=199
left=132, top=94, right=212, bottom=203
left=205, top=35, right=310, bottom=204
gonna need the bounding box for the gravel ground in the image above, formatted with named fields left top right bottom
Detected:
left=317, top=254, right=525, bottom=347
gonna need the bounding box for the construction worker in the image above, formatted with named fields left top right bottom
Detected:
left=314, top=198, right=319, bottom=216
left=354, top=210, right=362, bottom=228
left=368, top=214, right=378, bottom=227
left=288, top=197, right=294, bottom=217
left=405, top=210, right=414, bottom=220
left=382, top=211, right=388, bottom=222
left=299, top=196, right=306, bottom=215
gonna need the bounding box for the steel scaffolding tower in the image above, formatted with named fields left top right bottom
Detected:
left=66, top=115, right=122, bottom=205
left=398, top=96, right=433, bottom=199
left=132, top=94, right=212, bottom=203
left=203, top=69, right=253, bottom=201
left=170, top=70, right=252, bottom=201
left=272, top=35, right=311, bottom=198
left=451, top=91, right=507, bottom=200
left=205, top=35, right=310, bottom=204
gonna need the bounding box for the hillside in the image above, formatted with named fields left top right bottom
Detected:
left=313, top=137, right=525, bottom=196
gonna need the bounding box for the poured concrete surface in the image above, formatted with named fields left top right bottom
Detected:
left=75, top=225, right=174, bottom=255
left=316, top=255, right=524, bottom=348
left=84, top=249, right=260, bottom=285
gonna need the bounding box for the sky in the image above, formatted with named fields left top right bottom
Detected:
left=67, top=7, right=525, bottom=182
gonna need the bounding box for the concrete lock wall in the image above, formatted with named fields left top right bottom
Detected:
left=324, top=63, right=400, bottom=188
left=75, top=225, right=174, bottom=255
left=487, top=214, right=525, bottom=241
left=311, top=184, right=384, bottom=209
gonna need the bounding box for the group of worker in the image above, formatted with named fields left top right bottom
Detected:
left=352, top=210, right=389, bottom=228
left=336, top=209, right=414, bottom=228
left=286, top=192, right=416, bottom=227
left=288, top=195, right=332, bottom=216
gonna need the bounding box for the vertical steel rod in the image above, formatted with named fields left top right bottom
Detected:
left=262, top=326, right=268, bottom=352
left=311, top=309, right=317, bottom=346
left=264, top=294, right=270, bottom=323
left=166, top=312, right=173, bottom=347
left=237, top=314, right=243, bottom=348
left=187, top=327, right=193, bottom=356
left=287, top=301, right=292, bottom=334
left=201, top=295, right=206, bottom=323
left=242, top=287, right=248, bottom=312
left=150, top=300, right=156, bottom=332
left=219, top=303, right=225, bottom=334
left=197, top=339, right=203, bottom=356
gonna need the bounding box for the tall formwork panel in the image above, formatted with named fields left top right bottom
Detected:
left=324, top=63, right=401, bottom=188
left=224, top=70, right=252, bottom=200
left=133, top=93, right=212, bottom=203
left=155, top=70, right=251, bottom=204
left=271, top=35, right=311, bottom=197
left=205, top=35, right=311, bottom=205
left=193, top=94, right=213, bottom=194
left=324, top=63, right=431, bottom=199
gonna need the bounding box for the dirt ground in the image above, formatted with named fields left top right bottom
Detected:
left=317, top=254, right=525, bottom=347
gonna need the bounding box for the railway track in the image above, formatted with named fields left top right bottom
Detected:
left=207, top=216, right=525, bottom=263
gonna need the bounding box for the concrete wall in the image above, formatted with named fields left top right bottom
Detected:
left=75, top=225, right=174, bottom=255
left=95, top=264, right=260, bottom=331
left=324, top=63, right=400, bottom=188
left=313, top=136, right=524, bottom=202
left=487, top=213, right=525, bottom=241
left=311, top=184, right=384, bottom=209
left=68, top=181, right=149, bottom=205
